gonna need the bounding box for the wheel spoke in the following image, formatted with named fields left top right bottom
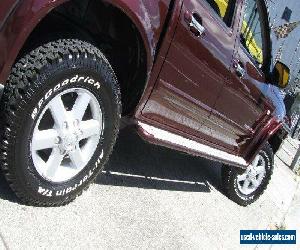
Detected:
left=72, top=93, right=91, bottom=121
left=69, top=147, right=86, bottom=169
left=80, top=119, right=101, bottom=139
left=237, top=173, right=247, bottom=182
left=49, top=96, right=68, bottom=128
left=32, top=129, right=59, bottom=151
left=256, top=163, right=265, bottom=174
left=45, top=148, right=64, bottom=179
left=242, top=179, right=251, bottom=191
left=251, top=178, right=260, bottom=188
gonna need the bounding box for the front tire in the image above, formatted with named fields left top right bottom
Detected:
left=0, top=39, right=121, bottom=206
left=222, top=143, right=274, bottom=206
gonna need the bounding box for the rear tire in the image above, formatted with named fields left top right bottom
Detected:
left=0, top=39, right=121, bottom=206
left=221, top=143, right=274, bottom=206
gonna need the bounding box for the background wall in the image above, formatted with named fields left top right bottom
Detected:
left=267, top=0, right=300, bottom=94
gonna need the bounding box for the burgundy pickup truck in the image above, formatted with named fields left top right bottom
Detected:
left=0, top=0, right=290, bottom=206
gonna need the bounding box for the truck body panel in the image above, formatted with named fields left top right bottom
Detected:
left=0, top=0, right=286, bottom=168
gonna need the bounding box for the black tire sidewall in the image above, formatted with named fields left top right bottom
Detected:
left=12, top=57, right=119, bottom=203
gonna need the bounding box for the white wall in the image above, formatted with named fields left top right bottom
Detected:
left=267, top=0, right=300, bottom=94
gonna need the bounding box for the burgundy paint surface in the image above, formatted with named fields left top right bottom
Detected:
left=137, top=0, right=282, bottom=165
left=0, top=0, right=283, bottom=167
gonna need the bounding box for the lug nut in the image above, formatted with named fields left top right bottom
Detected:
left=63, top=121, right=68, bottom=129
left=60, top=149, right=66, bottom=155
left=55, top=137, right=61, bottom=144
left=74, top=119, right=79, bottom=127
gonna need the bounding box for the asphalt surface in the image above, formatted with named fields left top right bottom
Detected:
left=0, top=127, right=298, bottom=249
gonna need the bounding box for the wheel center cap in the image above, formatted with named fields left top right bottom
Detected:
left=249, top=172, right=257, bottom=180
left=247, top=167, right=257, bottom=179
left=60, top=131, right=79, bottom=152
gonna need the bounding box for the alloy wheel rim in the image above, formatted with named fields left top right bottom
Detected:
left=236, top=154, right=267, bottom=195
left=31, top=88, right=103, bottom=183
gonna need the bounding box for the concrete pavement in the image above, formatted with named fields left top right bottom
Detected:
left=0, top=128, right=298, bottom=249
left=285, top=182, right=300, bottom=230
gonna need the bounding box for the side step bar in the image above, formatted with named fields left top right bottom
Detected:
left=138, top=122, right=248, bottom=168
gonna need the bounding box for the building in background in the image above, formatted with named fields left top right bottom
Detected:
left=266, top=0, right=300, bottom=137
left=267, top=0, right=300, bottom=94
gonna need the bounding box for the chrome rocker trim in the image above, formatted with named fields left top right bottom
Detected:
left=138, top=122, right=248, bottom=168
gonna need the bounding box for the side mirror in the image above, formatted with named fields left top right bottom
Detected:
left=271, top=62, right=290, bottom=89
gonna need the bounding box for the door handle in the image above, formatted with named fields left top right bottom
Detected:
left=234, top=61, right=246, bottom=78
left=184, top=12, right=205, bottom=37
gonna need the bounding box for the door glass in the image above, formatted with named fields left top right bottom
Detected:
left=205, top=0, right=236, bottom=26
left=240, top=0, right=264, bottom=66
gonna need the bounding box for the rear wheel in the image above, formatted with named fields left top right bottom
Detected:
left=222, top=143, right=274, bottom=206
left=0, top=39, right=121, bottom=206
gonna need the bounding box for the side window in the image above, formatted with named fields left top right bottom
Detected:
left=204, top=0, right=236, bottom=27
left=240, top=0, right=264, bottom=66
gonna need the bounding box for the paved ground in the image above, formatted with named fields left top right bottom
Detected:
left=0, top=128, right=299, bottom=250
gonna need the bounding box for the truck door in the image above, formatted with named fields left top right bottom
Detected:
left=142, top=0, right=237, bottom=145
left=212, top=0, right=274, bottom=155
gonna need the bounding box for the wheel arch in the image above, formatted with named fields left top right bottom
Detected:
left=0, top=0, right=171, bottom=114
left=0, top=0, right=169, bottom=112
left=268, top=126, right=288, bottom=154
left=244, top=117, right=284, bottom=164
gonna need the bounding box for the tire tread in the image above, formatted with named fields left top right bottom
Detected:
left=0, top=39, right=121, bottom=206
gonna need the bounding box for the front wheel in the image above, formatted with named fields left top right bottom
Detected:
left=221, top=143, right=274, bottom=206
left=0, top=39, right=121, bottom=206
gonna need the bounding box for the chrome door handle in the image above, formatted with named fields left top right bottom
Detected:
left=189, top=16, right=205, bottom=36
left=184, top=12, right=205, bottom=37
